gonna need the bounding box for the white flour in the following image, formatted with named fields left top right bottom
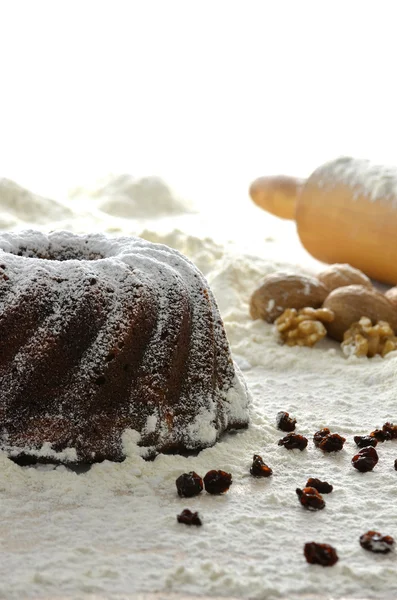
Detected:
left=1, top=176, right=397, bottom=600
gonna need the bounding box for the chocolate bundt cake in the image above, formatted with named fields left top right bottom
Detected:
left=0, top=230, right=249, bottom=463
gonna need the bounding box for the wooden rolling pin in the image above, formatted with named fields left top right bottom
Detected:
left=249, top=157, right=397, bottom=285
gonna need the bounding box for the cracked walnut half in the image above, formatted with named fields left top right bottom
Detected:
left=275, top=307, right=335, bottom=347
left=341, top=317, right=397, bottom=358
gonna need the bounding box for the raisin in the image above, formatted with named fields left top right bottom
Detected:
left=304, top=542, right=338, bottom=566
left=177, top=509, right=202, bottom=526
left=394, top=459, right=397, bottom=471
left=359, top=530, right=394, bottom=554
left=276, top=411, right=296, bottom=432
left=318, top=433, right=346, bottom=452
left=313, top=428, right=331, bottom=447
left=278, top=433, right=308, bottom=451
left=250, top=454, right=273, bottom=478
left=382, top=422, right=397, bottom=440
left=203, top=470, right=232, bottom=494
left=354, top=435, right=378, bottom=448
left=175, top=472, right=204, bottom=497
left=296, top=487, right=325, bottom=510
left=370, top=429, right=391, bottom=442
left=352, top=446, right=379, bottom=472
left=306, top=478, right=333, bottom=494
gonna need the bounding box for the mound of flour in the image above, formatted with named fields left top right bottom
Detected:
left=1, top=178, right=397, bottom=600
left=70, top=174, right=192, bottom=219
left=0, top=178, right=72, bottom=228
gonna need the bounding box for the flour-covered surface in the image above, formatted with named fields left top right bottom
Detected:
left=1, top=178, right=397, bottom=600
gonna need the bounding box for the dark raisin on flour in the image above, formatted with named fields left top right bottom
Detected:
left=352, top=447, right=379, bottom=472
left=278, top=433, right=308, bottom=451
left=296, top=487, right=325, bottom=510
left=354, top=435, right=378, bottom=448
left=175, top=472, right=204, bottom=497
left=250, top=454, right=273, bottom=477
left=276, top=411, right=297, bottom=432
left=304, top=542, right=338, bottom=566
left=359, top=530, right=394, bottom=554
left=177, top=509, right=202, bottom=526
left=203, top=470, right=232, bottom=494
left=306, top=478, right=333, bottom=494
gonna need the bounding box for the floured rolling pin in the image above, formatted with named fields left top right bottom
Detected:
left=249, top=157, right=397, bottom=285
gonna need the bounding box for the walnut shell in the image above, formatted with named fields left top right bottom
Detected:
left=317, top=264, right=372, bottom=292
left=385, top=287, right=397, bottom=311
left=250, top=272, right=329, bottom=322
left=323, top=285, right=397, bottom=341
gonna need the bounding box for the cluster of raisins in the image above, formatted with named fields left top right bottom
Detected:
left=175, top=469, right=232, bottom=526
left=277, top=412, right=397, bottom=472
left=355, top=421, right=397, bottom=446
left=175, top=412, right=397, bottom=567
left=295, top=477, right=334, bottom=512
left=304, top=530, right=395, bottom=566
left=276, top=411, right=308, bottom=450
left=277, top=413, right=346, bottom=454
left=313, top=428, right=346, bottom=452
left=369, top=422, right=397, bottom=442
left=176, top=469, right=232, bottom=498
left=277, top=413, right=397, bottom=564
left=352, top=421, right=397, bottom=472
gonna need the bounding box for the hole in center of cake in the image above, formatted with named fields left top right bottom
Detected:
left=13, top=246, right=104, bottom=261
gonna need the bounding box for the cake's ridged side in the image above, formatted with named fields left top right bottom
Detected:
left=123, top=242, right=233, bottom=450
left=0, top=274, right=56, bottom=373
left=54, top=261, right=160, bottom=461
left=0, top=264, right=112, bottom=454
left=119, top=253, right=194, bottom=451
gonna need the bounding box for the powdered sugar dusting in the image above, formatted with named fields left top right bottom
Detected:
left=313, top=156, right=397, bottom=206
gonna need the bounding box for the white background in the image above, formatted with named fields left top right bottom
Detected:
left=1, top=0, right=397, bottom=208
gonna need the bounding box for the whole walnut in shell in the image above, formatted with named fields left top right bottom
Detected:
left=323, top=285, right=397, bottom=342
left=250, top=272, right=328, bottom=323
left=385, top=287, right=397, bottom=311
left=317, top=264, right=372, bottom=292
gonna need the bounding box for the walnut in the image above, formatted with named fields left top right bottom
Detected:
left=317, top=263, right=372, bottom=292
left=341, top=317, right=397, bottom=358
left=250, top=272, right=328, bottom=322
left=275, top=307, right=334, bottom=347
left=385, top=286, right=397, bottom=310
left=323, top=285, right=397, bottom=341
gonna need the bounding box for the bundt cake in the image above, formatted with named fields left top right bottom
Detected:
left=0, top=230, right=249, bottom=463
